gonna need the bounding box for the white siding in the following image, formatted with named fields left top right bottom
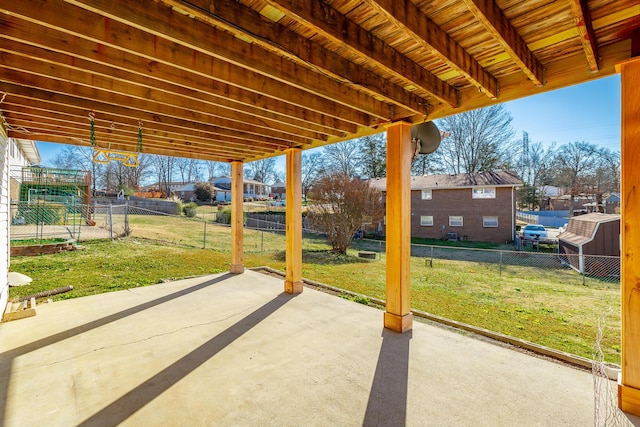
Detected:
left=0, top=131, right=9, bottom=312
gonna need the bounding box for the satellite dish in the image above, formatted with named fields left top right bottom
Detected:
left=411, top=121, right=441, bottom=155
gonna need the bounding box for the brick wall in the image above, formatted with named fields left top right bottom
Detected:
left=410, top=187, right=515, bottom=243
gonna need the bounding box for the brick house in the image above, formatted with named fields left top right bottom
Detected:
left=369, top=171, right=523, bottom=243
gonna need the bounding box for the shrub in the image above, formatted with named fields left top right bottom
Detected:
left=182, top=202, right=198, bottom=217
left=194, top=182, right=214, bottom=202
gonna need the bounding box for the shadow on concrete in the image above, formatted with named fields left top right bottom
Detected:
left=363, top=329, right=412, bottom=426
left=0, top=273, right=233, bottom=425
left=78, top=292, right=291, bottom=426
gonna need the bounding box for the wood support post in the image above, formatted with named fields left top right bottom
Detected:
left=230, top=161, right=244, bottom=274
left=384, top=122, right=413, bottom=333
left=617, top=56, right=640, bottom=416
left=285, top=148, right=303, bottom=294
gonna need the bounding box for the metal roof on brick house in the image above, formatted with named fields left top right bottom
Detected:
left=369, top=171, right=523, bottom=191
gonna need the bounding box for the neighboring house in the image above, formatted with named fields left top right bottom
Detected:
left=369, top=171, right=523, bottom=243
left=540, top=185, right=562, bottom=197
left=210, top=176, right=270, bottom=200
left=176, top=183, right=197, bottom=201
left=604, top=192, right=620, bottom=214
left=270, top=180, right=285, bottom=200
left=141, top=181, right=189, bottom=196
left=558, top=213, right=620, bottom=276
left=9, top=139, right=41, bottom=202
left=547, top=194, right=592, bottom=213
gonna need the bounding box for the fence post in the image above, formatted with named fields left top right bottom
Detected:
left=203, top=219, right=207, bottom=249
left=109, top=204, right=113, bottom=240
left=499, top=251, right=503, bottom=276
left=430, top=246, right=434, bottom=267
left=125, top=202, right=130, bottom=236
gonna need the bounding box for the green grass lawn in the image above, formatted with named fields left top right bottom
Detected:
left=8, top=210, right=622, bottom=365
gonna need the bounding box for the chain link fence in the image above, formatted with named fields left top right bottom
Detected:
left=11, top=202, right=620, bottom=285
left=352, top=238, right=620, bottom=285
left=10, top=201, right=128, bottom=242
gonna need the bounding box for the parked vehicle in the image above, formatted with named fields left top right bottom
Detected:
left=522, top=224, right=548, bottom=241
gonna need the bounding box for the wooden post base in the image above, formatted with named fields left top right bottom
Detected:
left=284, top=280, right=303, bottom=294
left=384, top=312, right=413, bottom=333
left=619, top=381, right=640, bottom=416
left=229, top=264, right=244, bottom=274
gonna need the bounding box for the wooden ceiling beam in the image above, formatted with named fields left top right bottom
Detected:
left=4, top=109, right=281, bottom=156
left=261, top=0, right=459, bottom=108
left=5, top=122, right=263, bottom=161
left=2, top=1, right=376, bottom=128
left=0, top=18, right=350, bottom=136
left=0, top=85, right=314, bottom=147
left=0, top=64, right=316, bottom=149
left=9, top=131, right=238, bottom=162
left=460, top=0, right=545, bottom=86
left=4, top=120, right=260, bottom=160
left=567, top=0, right=600, bottom=72
left=164, top=0, right=449, bottom=113
left=0, top=34, right=349, bottom=138
left=53, top=0, right=391, bottom=122
left=362, top=0, right=498, bottom=98
left=1, top=98, right=301, bottom=152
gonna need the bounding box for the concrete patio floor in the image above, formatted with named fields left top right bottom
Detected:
left=0, top=270, right=604, bottom=426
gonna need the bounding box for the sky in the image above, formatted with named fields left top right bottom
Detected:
left=35, top=74, right=622, bottom=172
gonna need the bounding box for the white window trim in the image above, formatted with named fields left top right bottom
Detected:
left=420, top=215, right=433, bottom=226
left=472, top=187, right=496, bottom=199
left=421, top=189, right=432, bottom=200
left=483, top=216, right=499, bottom=228
left=449, top=216, right=463, bottom=227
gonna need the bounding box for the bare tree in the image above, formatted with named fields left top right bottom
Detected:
left=359, top=134, right=386, bottom=178
left=594, top=148, right=620, bottom=194
left=307, top=173, right=384, bottom=254
left=204, top=160, right=225, bottom=180
left=301, top=151, right=324, bottom=201
left=436, top=105, right=516, bottom=174
left=411, top=150, right=445, bottom=175
left=551, top=141, right=599, bottom=216
left=54, top=145, right=105, bottom=195
left=323, top=139, right=361, bottom=177
left=246, top=157, right=277, bottom=183
left=175, top=158, right=202, bottom=183
left=151, top=154, right=176, bottom=197
left=217, top=162, right=232, bottom=177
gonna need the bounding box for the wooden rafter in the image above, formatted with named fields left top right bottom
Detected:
left=362, top=0, right=498, bottom=99
left=1, top=1, right=373, bottom=130
left=0, top=61, right=310, bottom=149
left=9, top=132, right=235, bottom=162
left=3, top=109, right=283, bottom=155
left=567, top=0, right=599, bottom=72
left=53, top=0, right=392, bottom=122
left=0, top=32, right=349, bottom=138
left=0, top=84, right=316, bottom=147
left=0, top=0, right=635, bottom=162
left=261, top=0, right=459, bottom=108
left=460, top=0, right=545, bottom=86
left=162, top=0, right=428, bottom=117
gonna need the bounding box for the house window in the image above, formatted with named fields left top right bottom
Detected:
left=420, top=215, right=433, bottom=226
left=449, top=216, right=463, bottom=227
left=483, top=216, right=499, bottom=227
left=421, top=189, right=432, bottom=200
left=472, top=187, right=496, bottom=199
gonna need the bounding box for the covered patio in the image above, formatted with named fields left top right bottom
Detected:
left=1, top=271, right=596, bottom=426
left=1, top=0, right=640, bottom=423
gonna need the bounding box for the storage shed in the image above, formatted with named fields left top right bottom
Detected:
left=558, top=213, right=620, bottom=276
